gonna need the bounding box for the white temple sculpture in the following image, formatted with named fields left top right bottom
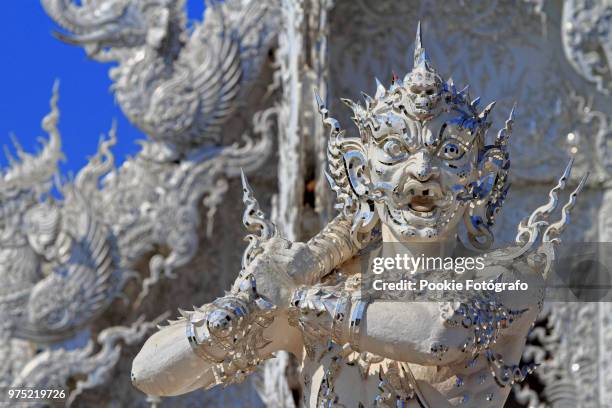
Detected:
left=132, top=25, right=588, bottom=408
left=1, top=0, right=609, bottom=406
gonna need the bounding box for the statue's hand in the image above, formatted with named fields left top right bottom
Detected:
left=235, top=237, right=318, bottom=310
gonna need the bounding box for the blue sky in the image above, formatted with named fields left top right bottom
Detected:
left=0, top=1, right=205, bottom=175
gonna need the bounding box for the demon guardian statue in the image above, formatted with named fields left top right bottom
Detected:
left=132, top=25, right=586, bottom=407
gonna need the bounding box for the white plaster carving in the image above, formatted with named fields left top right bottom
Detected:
left=0, top=0, right=609, bottom=406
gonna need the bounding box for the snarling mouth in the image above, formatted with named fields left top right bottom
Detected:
left=382, top=180, right=463, bottom=234
left=402, top=182, right=445, bottom=217
left=385, top=183, right=447, bottom=222
left=408, top=193, right=437, bottom=217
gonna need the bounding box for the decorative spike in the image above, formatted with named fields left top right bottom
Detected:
left=9, top=133, right=26, bottom=159
left=374, top=77, right=385, bottom=99
left=341, top=97, right=357, bottom=110
left=413, top=21, right=434, bottom=71
left=495, top=103, right=516, bottom=147
left=361, top=91, right=374, bottom=108
left=543, top=171, right=589, bottom=242
left=415, top=21, right=423, bottom=53
left=241, top=169, right=251, bottom=196
left=314, top=88, right=326, bottom=114
left=471, top=96, right=481, bottom=108
left=479, top=101, right=497, bottom=120
left=241, top=169, right=276, bottom=269
left=3, top=145, right=16, bottom=165
left=561, top=156, right=574, bottom=180
left=526, top=157, right=574, bottom=227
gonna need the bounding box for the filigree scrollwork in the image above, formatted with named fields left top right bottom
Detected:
left=42, top=0, right=279, bottom=154
left=562, top=0, right=612, bottom=94
left=2, top=2, right=279, bottom=403
left=180, top=173, right=277, bottom=387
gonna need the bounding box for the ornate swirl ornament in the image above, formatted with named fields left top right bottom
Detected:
left=562, top=0, right=612, bottom=95
left=42, top=0, right=279, bottom=154
left=181, top=172, right=277, bottom=387
left=1, top=1, right=279, bottom=405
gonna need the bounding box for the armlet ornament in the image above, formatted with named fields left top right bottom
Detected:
left=440, top=291, right=528, bottom=355
left=288, top=285, right=368, bottom=357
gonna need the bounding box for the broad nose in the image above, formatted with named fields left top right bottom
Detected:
left=405, top=150, right=439, bottom=182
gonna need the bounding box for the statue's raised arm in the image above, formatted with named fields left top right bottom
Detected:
left=132, top=23, right=588, bottom=408
left=130, top=170, right=306, bottom=395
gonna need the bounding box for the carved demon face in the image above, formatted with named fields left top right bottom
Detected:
left=332, top=23, right=510, bottom=247
left=364, top=110, right=481, bottom=241
left=403, top=70, right=443, bottom=120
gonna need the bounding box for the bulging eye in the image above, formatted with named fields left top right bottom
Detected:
left=438, top=140, right=465, bottom=161
left=381, top=139, right=406, bottom=163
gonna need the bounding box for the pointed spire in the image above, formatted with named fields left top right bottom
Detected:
left=479, top=101, right=496, bottom=120
left=374, top=77, right=385, bottom=99
left=415, top=21, right=423, bottom=52
left=361, top=92, right=374, bottom=109
left=341, top=97, right=357, bottom=111
left=413, top=21, right=432, bottom=71
left=313, top=88, right=329, bottom=120
left=495, top=103, right=516, bottom=147
left=240, top=168, right=249, bottom=191
left=10, top=133, right=25, bottom=160
left=314, top=88, right=325, bottom=111
left=508, top=102, right=516, bottom=122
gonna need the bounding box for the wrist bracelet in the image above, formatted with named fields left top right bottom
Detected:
left=348, top=298, right=368, bottom=352
left=186, top=313, right=225, bottom=363
left=330, top=294, right=350, bottom=343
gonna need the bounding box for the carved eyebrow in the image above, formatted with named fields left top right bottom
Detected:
left=440, top=122, right=476, bottom=147
left=372, top=133, right=405, bottom=147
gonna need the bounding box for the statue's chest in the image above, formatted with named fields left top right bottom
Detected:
left=298, top=342, right=514, bottom=408
left=299, top=346, right=426, bottom=408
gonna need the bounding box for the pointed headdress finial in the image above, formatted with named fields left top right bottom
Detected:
left=413, top=21, right=434, bottom=73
